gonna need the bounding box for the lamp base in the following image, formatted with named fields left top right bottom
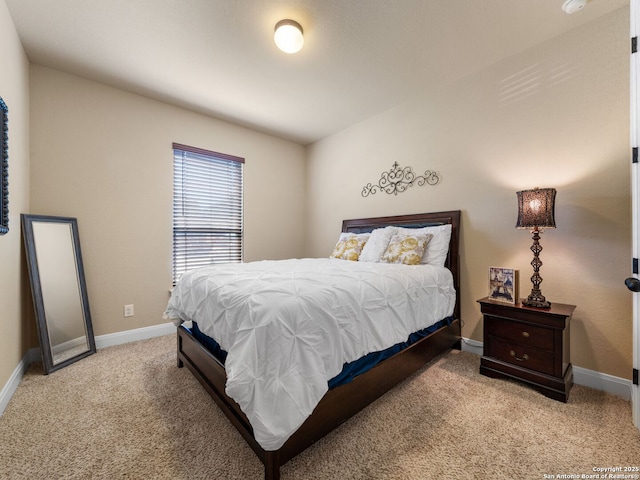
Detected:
left=523, top=226, right=551, bottom=309
left=522, top=295, right=551, bottom=309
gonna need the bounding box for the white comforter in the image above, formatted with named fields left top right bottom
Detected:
left=164, top=258, right=455, bottom=451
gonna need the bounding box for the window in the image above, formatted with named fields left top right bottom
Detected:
left=172, top=143, right=244, bottom=284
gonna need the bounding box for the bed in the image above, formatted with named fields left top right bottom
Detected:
left=167, top=210, right=461, bottom=480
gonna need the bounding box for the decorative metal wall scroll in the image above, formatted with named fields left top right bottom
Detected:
left=0, top=96, right=8, bottom=235
left=361, top=162, right=440, bottom=197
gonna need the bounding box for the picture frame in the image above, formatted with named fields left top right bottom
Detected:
left=0, top=96, right=8, bottom=235
left=489, top=266, right=518, bottom=304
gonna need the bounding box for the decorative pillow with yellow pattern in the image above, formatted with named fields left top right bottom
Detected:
left=380, top=233, right=432, bottom=265
left=330, top=233, right=370, bottom=261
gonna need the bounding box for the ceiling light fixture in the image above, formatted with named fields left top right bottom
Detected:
left=562, top=0, right=587, bottom=14
left=274, top=19, right=304, bottom=54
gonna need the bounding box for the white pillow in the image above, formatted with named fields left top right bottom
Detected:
left=396, top=224, right=452, bottom=267
left=358, top=226, right=398, bottom=262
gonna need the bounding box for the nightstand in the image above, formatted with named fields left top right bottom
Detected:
left=477, top=297, right=576, bottom=402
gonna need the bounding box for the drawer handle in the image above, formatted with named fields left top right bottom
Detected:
left=510, top=350, right=529, bottom=361
left=521, top=331, right=530, bottom=338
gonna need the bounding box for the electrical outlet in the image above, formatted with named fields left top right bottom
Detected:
left=124, top=304, right=134, bottom=317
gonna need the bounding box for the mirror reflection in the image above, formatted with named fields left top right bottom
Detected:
left=22, top=214, right=96, bottom=374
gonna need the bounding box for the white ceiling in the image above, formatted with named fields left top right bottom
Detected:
left=5, top=0, right=629, bottom=145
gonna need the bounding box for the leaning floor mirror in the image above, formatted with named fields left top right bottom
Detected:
left=22, top=214, right=96, bottom=374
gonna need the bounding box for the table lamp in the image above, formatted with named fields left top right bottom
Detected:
left=516, top=187, right=556, bottom=309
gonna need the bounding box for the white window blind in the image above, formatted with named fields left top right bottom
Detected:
left=172, top=143, right=244, bottom=284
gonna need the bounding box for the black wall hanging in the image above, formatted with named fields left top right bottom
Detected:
left=361, top=162, right=440, bottom=197
left=0, top=96, right=8, bottom=235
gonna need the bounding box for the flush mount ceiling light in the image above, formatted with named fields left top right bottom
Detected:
left=562, top=0, right=587, bottom=14
left=274, top=19, right=304, bottom=54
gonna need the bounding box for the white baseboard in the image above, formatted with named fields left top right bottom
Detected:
left=95, top=322, right=176, bottom=349
left=0, top=348, right=39, bottom=416
left=0, top=322, right=176, bottom=417
left=461, top=337, right=632, bottom=400
left=572, top=365, right=632, bottom=400
left=2, top=329, right=633, bottom=416
left=461, top=337, right=484, bottom=356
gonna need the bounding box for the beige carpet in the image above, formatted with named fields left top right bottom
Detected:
left=1, top=335, right=639, bottom=480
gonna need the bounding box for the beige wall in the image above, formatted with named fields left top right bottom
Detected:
left=0, top=0, right=30, bottom=391
left=29, top=65, right=306, bottom=337
left=2, top=4, right=632, bottom=395
left=306, top=8, right=631, bottom=378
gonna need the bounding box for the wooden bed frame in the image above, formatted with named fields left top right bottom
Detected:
left=176, top=210, right=462, bottom=480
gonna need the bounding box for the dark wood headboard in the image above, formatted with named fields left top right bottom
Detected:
left=342, top=211, right=461, bottom=320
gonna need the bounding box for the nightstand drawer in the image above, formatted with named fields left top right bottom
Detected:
left=488, top=338, right=555, bottom=376
left=486, top=316, right=554, bottom=351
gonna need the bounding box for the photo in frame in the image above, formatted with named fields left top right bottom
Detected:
left=489, top=266, right=518, bottom=304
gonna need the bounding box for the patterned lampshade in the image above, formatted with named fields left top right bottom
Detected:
left=516, top=188, right=556, bottom=229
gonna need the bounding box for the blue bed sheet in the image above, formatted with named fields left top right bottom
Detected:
left=189, top=315, right=455, bottom=389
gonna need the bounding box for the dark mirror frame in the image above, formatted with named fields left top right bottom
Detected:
left=0, top=97, right=8, bottom=235
left=21, top=214, right=96, bottom=374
